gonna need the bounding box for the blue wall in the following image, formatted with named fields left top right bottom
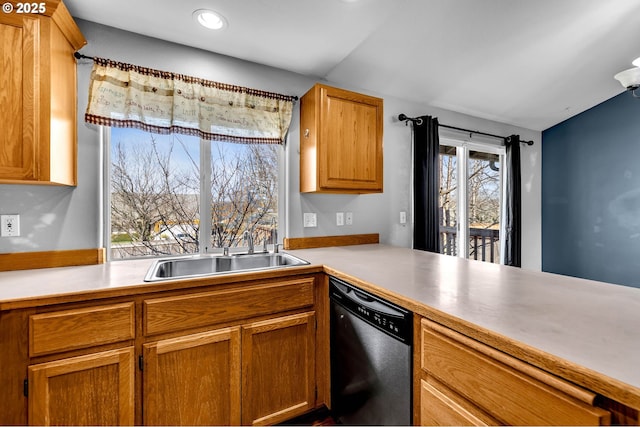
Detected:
left=542, top=92, right=640, bottom=288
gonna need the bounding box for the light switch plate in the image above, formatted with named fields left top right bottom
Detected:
left=1, top=214, right=20, bottom=237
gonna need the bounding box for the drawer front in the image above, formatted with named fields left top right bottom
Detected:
left=30, top=302, right=135, bottom=357
left=420, top=378, right=497, bottom=426
left=144, top=277, right=315, bottom=336
left=421, top=319, right=610, bottom=426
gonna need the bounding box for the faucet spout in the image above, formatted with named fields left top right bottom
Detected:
left=244, top=230, right=255, bottom=254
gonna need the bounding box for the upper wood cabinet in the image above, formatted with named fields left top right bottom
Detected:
left=300, top=83, right=383, bottom=193
left=0, top=1, right=86, bottom=185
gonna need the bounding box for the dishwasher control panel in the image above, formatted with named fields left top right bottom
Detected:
left=329, top=276, right=412, bottom=342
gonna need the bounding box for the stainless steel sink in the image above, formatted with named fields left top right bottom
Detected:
left=144, top=252, right=310, bottom=282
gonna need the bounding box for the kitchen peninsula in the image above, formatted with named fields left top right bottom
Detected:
left=1, top=244, right=639, bottom=425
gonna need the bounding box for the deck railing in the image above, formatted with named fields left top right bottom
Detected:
left=440, top=226, right=500, bottom=263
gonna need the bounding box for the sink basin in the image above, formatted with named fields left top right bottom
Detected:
left=144, top=252, right=310, bottom=282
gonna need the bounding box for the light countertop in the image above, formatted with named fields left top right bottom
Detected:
left=288, top=245, right=640, bottom=410
left=1, top=243, right=639, bottom=409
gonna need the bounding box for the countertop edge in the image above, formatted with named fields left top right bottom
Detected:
left=0, top=264, right=324, bottom=311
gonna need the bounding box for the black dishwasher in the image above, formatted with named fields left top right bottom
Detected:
left=329, top=276, right=412, bottom=425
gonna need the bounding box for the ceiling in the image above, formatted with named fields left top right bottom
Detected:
left=64, top=0, right=640, bottom=131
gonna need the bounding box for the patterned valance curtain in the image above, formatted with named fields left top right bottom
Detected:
left=85, top=57, right=296, bottom=144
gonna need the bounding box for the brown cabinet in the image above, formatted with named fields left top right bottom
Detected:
left=142, top=312, right=316, bottom=427
left=24, top=301, right=136, bottom=426
left=143, top=328, right=242, bottom=426
left=242, top=312, right=316, bottom=426
left=300, top=83, right=383, bottom=193
left=141, top=278, right=318, bottom=426
left=28, top=348, right=135, bottom=426
left=0, top=272, right=325, bottom=426
left=416, top=317, right=611, bottom=426
left=420, top=377, right=498, bottom=426
left=29, top=302, right=135, bottom=357
left=0, top=1, right=86, bottom=185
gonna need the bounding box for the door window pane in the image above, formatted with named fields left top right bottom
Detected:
left=439, top=145, right=458, bottom=256
left=438, top=143, right=503, bottom=264
left=467, top=150, right=501, bottom=263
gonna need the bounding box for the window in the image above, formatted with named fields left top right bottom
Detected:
left=439, top=138, right=505, bottom=263
left=107, top=127, right=281, bottom=260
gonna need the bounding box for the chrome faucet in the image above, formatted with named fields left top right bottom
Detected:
left=244, top=229, right=255, bottom=254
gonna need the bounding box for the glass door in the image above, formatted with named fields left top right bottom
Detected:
left=438, top=140, right=505, bottom=264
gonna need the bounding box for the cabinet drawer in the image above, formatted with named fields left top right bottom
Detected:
left=30, top=302, right=135, bottom=357
left=421, top=378, right=498, bottom=426
left=144, top=277, right=315, bottom=336
left=421, top=319, right=610, bottom=426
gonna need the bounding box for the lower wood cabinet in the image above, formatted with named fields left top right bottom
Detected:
left=28, top=347, right=135, bottom=426
left=242, top=312, right=316, bottom=426
left=0, top=273, right=324, bottom=426
left=143, top=327, right=242, bottom=426
left=420, top=377, right=498, bottom=426
left=416, top=317, right=612, bottom=426
left=142, top=312, right=316, bottom=427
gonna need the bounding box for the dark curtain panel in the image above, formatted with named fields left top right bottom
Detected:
left=413, top=116, right=441, bottom=253
left=504, top=135, right=522, bottom=267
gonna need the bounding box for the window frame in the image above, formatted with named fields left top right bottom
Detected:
left=101, top=126, right=286, bottom=262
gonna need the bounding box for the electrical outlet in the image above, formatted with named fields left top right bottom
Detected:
left=336, top=212, right=344, bottom=226
left=400, top=211, right=407, bottom=224
left=1, top=214, right=20, bottom=237
left=303, top=212, right=317, bottom=228
left=345, top=212, right=353, bottom=225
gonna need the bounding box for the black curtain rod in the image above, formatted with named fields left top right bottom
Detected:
left=74, top=52, right=93, bottom=60
left=398, top=113, right=534, bottom=146
left=73, top=52, right=299, bottom=101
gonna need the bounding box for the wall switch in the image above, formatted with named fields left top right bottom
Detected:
left=400, top=211, right=407, bottom=224
left=336, top=212, right=344, bottom=226
left=303, top=212, right=317, bottom=228
left=1, top=214, right=20, bottom=237
left=345, top=212, right=353, bottom=225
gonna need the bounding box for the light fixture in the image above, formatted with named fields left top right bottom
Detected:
left=193, top=9, right=227, bottom=30
left=614, top=57, right=640, bottom=98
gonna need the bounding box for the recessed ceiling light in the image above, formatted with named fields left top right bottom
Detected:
left=633, top=57, right=640, bottom=67
left=193, top=9, right=227, bottom=30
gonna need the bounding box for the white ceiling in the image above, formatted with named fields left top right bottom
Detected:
left=65, top=0, right=640, bottom=131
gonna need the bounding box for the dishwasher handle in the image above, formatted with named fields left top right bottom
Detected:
left=335, top=284, right=407, bottom=318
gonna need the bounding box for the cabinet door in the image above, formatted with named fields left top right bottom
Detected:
left=242, top=312, right=316, bottom=426
left=143, top=327, right=241, bottom=426
left=0, top=14, right=38, bottom=181
left=319, top=85, right=383, bottom=192
left=28, top=347, right=135, bottom=426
